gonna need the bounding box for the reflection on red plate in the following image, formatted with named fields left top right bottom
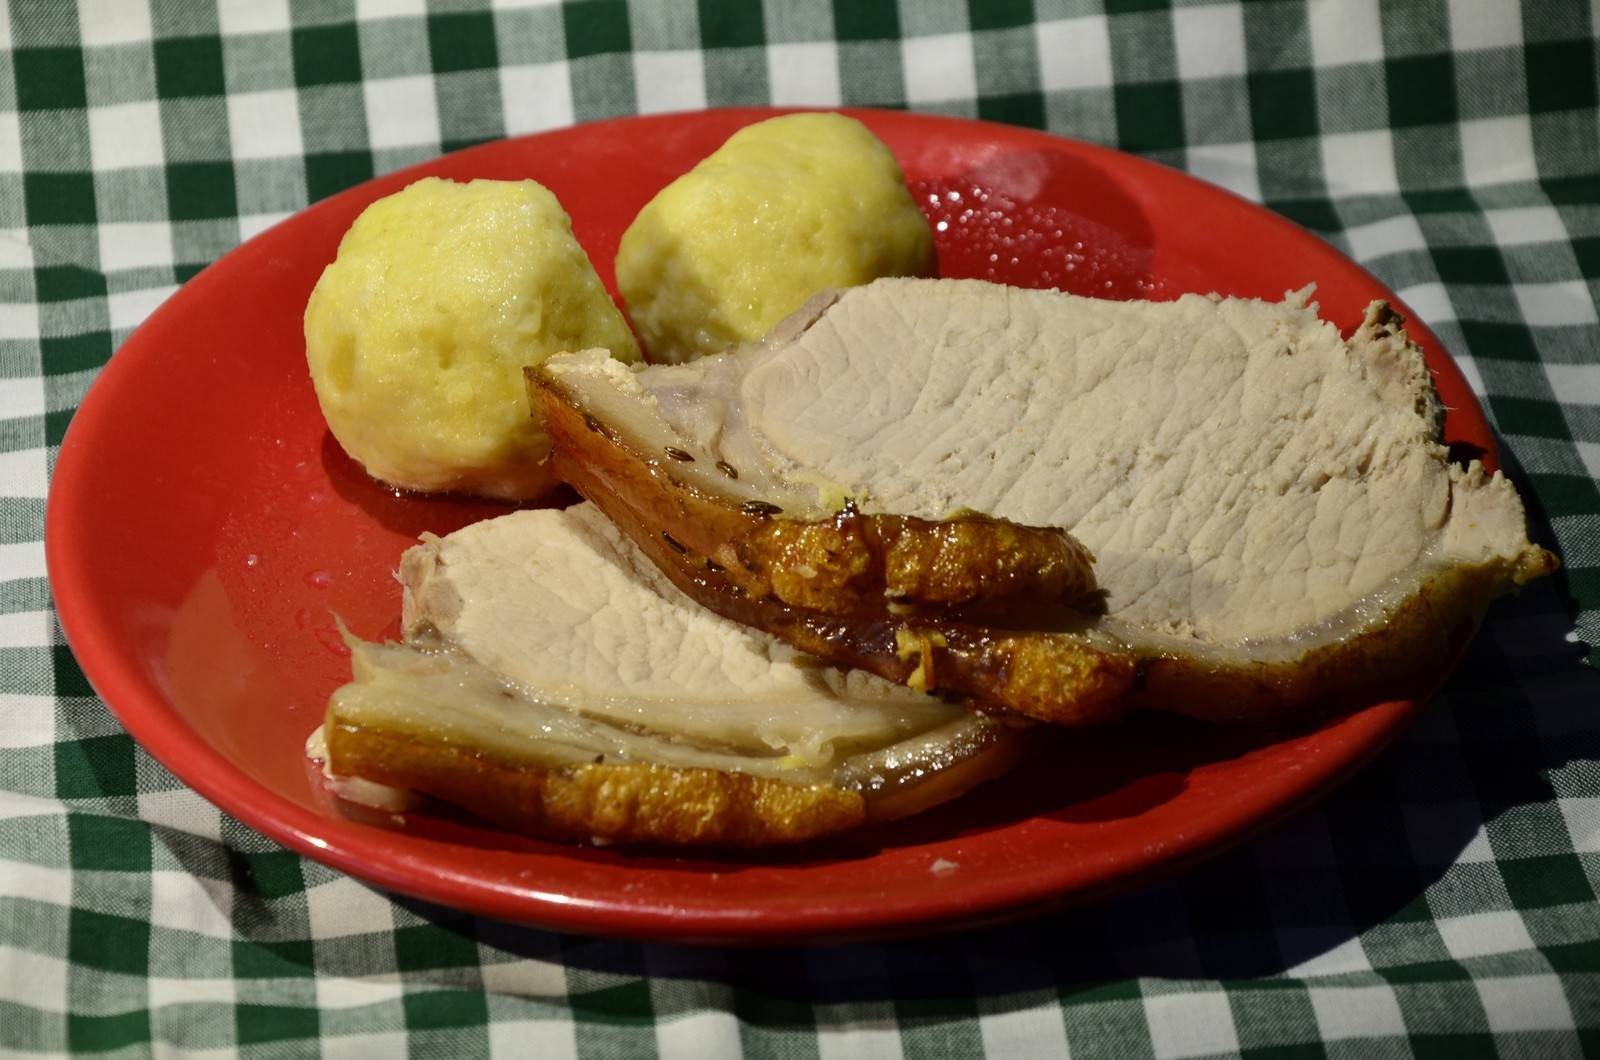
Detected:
left=46, top=109, right=1494, bottom=944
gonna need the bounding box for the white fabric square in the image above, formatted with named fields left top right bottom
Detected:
left=148, top=870, right=235, bottom=938
left=1320, top=129, right=1399, bottom=196
left=0, top=855, right=68, bottom=900
left=1307, top=984, right=1406, bottom=1041
left=0, top=694, right=54, bottom=747
left=1577, top=440, right=1600, bottom=480
left=1558, top=795, right=1600, bottom=850
left=655, top=1010, right=742, bottom=1058
left=314, top=974, right=407, bottom=1010
left=0, top=303, right=39, bottom=342
left=902, top=33, right=978, bottom=105
left=306, top=875, right=398, bottom=937
left=99, top=222, right=174, bottom=272
left=813, top=1006, right=903, bottom=1060
left=0, top=541, right=44, bottom=583
left=227, top=90, right=303, bottom=160
left=1284, top=933, right=1373, bottom=978
left=1439, top=911, right=1536, bottom=959
left=1460, top=116, right=1538, bottom=186
left=1477, top=975, right=1576, bottom=1033
left=1037, top=16, right=1113, bottom=92
left=1173, top=4, right=1247, bottom=80
left=88, top=101, right=164, bottom=170
left=1448, top=0, right=1521, bottom=52
left=491, top=0, right=562, bottom=8
left=479, top=957, right=568, bottom=998
left=978, top=996, right=1069, bottom=1059
left=767, top=41, right=842, bottom=106
left=79, top=0, right=152, bottom=46
left=239, top=211, right=291, bottom=242
left=0, top=376, right=43, bottom=420
left=148, top=976, right=238, bottom=1007
left=0, top=112, right=21, bottom=174
left=0, top=947, right=66, bottom=1009
left=355, top=0, right=427, bottom=20
left=107, top=285, right=175, bottom=334
left=1396, top=281, right=1456, bottom=325
left=1307, top=0, right=1382, bottom=66
left=490, top=1021, right=577, bottom=1059
left=137, top=788, right=223, bottom=841
left=632, top=51, right=707, bottom=115
left=217, top=0, right=290, bottom=35
left=1515, top=280, right=1599, bottom=326
left=1186, top=141, right=1261, bottom=202
left=501, top=62, right=575, bottom=135
left=1145, top=991, right=1238, bottom=1059
left=1343, top=214, right=1426, bottom=260
left=0, top=231, right=33, bottom=269
left=0, top=448, right=45, bottom=499
left=363, top=76, right=439, bottom=150
left=1486, top=206, right=1570, bottom=247
left=320, top=1029, right=408, bottom=1060
left=0, top=608, right=48, bottom=644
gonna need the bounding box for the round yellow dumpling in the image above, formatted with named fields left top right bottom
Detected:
left=616, top=113, right=934, bottom=363
left=304, top=177, right=639, bottom=500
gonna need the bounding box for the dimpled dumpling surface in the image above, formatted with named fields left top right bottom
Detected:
left=615, top=113, right=933, bottom=364
left=304, top=177, right=639, bottom=500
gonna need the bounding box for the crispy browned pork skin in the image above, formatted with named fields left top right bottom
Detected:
left=534, top=279, right=1555, bottom=726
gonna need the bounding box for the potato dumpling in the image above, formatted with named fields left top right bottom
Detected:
left=305, top=177, right=639, bottom=500
left=616, top=113, right=934, bottom=364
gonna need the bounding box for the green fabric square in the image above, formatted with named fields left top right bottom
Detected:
left=237, top=1004, right=320, bottom=1045
left=428, top=13, right=498, bottom=73
left=979, top=91, right=1045, bottom=129
left=563, top=1, right=632, bottom=59
left=53, top=644, right=94, bottom=698
left=833, top=0, right=899, bottom=42
left=234, top=939, right=315, bottom=979
left=1500, top=853, right=1596, bottom=906
left=1459, top=320, right=1539, bottom=361
left=55, top=733, right=138, bottom=798
left=969, top=0, right=1034, bottom=32
left=228, top=849, right=306, bottom=900
left=305, top=151, right=374, bottom=202
left=699, top=0, right=764, bottom=48
left=68, top=813, right=151, bottom=872
left=154, top=36, right=226, bottom=99
left=1410, top=1036, right=1497, bottom=1060
left=1541, top=940, right=1600, bottom=973
left=67, top=1010, right=152, bottom=1053
left=24, top=172, right=96, bottom=226
left=1249, top=69, right=1318, bottom=141
left=1237, top=1046, right=1324, bottom=1060
left=1104, top=0, right=1168, bottom=11
left=1526, top=40, right=1597, bottom=113
left=166, top=162, right=237, bottom=221
left=41, top=331, right=111, bottom=376
left=1386, top=53, right=1457, bottom=128
left=34, top=265, right=105, bottom=303
left=1115, top=81, right=1183, bottom=151
left=393, top=924, right=479, bottom=971
left=1432, top=245, right=1510, bottom=285
left=402, top=989, right=490, bottom=1030
left=46, top=407, right=74, bottom=447
left=1529, top=474, right=1600, bottom=520
left=1491, top=397, right=1571, bottom=440
left=1271, top=198, right=1341, bottom=233
left=572, top=980, right=654, bottom=1023
left=15, top=47, right=87, bottom=110
left=69, top=909, right=150, bottom=974
left=292, top=23, right=362, bottom=86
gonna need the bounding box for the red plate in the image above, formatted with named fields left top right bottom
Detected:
left=46, top=109, right=1493, bottom=944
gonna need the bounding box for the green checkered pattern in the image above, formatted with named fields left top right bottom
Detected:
left=5, top=0, right=1599, bottom=1054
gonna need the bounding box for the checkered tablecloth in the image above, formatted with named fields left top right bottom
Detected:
left=6, top=0, right=1599, bottom=1055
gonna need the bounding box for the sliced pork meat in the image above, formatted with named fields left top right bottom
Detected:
left=536, top=278, right=1556, bottom=725
left=319, top=503, right=1022, bottom=846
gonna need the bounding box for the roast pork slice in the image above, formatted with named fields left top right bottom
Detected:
left=319, top=503, right=1022, bottom=846
left=537, top=278, right=1556, bottom=725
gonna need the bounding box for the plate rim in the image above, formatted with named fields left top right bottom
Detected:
left=45, top=107, right=1485, bottom=944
